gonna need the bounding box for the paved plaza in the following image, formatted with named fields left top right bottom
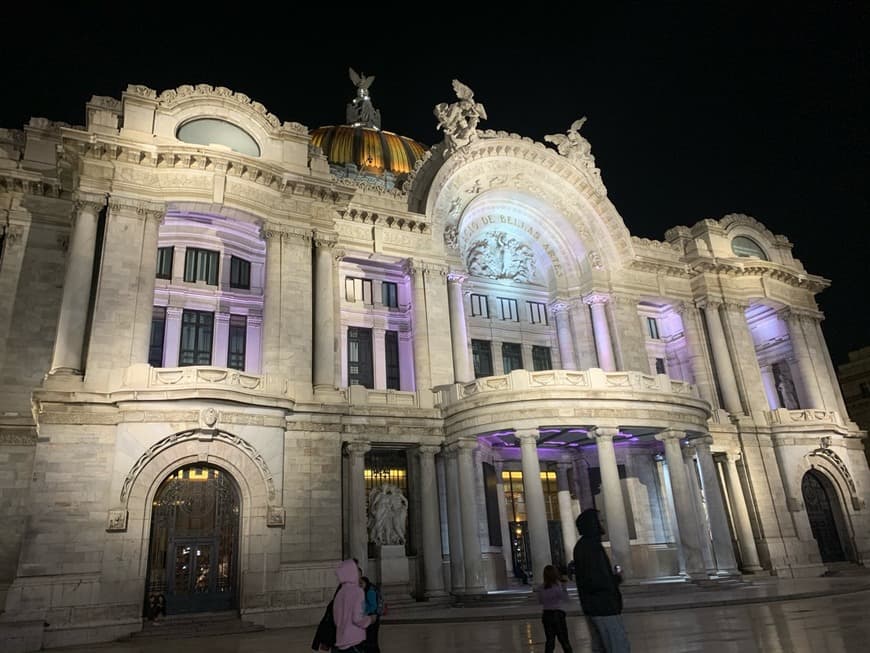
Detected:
left=53, top=576, right=870, bottom=653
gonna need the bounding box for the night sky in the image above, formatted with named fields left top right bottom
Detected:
left=3, top=2, right=867, bottom=366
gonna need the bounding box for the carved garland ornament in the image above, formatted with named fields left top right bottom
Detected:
left=120, top=428, right=276, bottom=504
left=808, top=445, right=862, bottom=509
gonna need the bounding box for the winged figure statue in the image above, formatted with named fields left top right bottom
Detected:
left=434, top=79, right=487, bottom=154
left=347, top=67, right=381, bottom=128
left=544, top=117, right=592, bottom=160
left=349, top=68, right=375, bottom=90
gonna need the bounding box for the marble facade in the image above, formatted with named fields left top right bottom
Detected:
left=0, top=81, right=867, bottom=651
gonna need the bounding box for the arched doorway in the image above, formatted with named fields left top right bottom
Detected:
left=145, top=464, right=241, bottom=614
left=801, top=470, right=847, bottom=563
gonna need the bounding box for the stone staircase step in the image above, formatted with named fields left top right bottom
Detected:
left=124, top=611, right=264, bottom=640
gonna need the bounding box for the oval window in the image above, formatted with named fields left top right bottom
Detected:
left=731, top=235, right=767, bottom=260
left=176, top=118, right=260, bottom=157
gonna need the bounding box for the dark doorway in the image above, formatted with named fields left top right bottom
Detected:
left=145, top=464, right=241, bottom=614
left=801, top=470, right=846, bottom=563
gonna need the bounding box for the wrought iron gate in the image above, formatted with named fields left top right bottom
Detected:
left=801, top=471, right=846, bottom=563
left=145, top=464, right=240, bottom=614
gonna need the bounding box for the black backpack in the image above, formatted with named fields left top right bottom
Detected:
left=310, top=587, right=339, bottom=650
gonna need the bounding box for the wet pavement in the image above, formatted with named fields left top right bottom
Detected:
left=55, top=575, right=870, bottom=652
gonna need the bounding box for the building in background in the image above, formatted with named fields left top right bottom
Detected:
left=0, top=78, right=867, bottom=650
left=838, top=347, right=870, bottom=465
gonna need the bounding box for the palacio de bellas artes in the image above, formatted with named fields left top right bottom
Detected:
left=0, top=71, right=868, bottom=650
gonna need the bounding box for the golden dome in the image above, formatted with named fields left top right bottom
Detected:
left=310, top=125, right=428, bottom=177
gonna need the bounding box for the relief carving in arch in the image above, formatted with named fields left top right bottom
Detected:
left=807, top=443, right=863, bottom=510
left=120, top=428, right=276, bottom=505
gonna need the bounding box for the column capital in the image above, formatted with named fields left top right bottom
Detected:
left=654, top=429, right=685, bottom=443
left=214, top=312, right=231, bottom=325
left=673, top=300, right=699, bottom=317
left=689, top=434, right=715, bottom=450
left=582, top=292, right=611, bottom=306
left=107, top=196, right=165, bottom=222
left=416, top=444, right=441, bottom=458
left=695, top=298, right=722, bottom=312
left=514, top=428, right=540, bottom=443
left=344, top=441, right=371, bottom=457
left=247, top=315, right=263, bottom=327
left=548, top=300, right=570, bottom=315
left=720, top=299, right=750, bottom=312
left=165, top=305, right=184, bottom=318
left=260, top=222, right=311, bottom=244
left=589, top=426, right=619, bottom=441
left=313, top=231, right=338, bottom=248
left=71, top=191, right=107, bottom=214
left=446, top=271, right=468, bottom=285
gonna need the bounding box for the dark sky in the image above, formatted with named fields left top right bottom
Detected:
left=3, top=2, right=867, bottom=366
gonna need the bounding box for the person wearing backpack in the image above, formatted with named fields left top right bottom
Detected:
left=331, top=559, right=372, bottom=653
left=361, top=576, right=383, bottom=653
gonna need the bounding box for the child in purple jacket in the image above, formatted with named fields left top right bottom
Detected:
left=536, top=564, right=574, bottom=653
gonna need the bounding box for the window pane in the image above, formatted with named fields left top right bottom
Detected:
left=228, top=315, right=246, bottom=370
left=385, top=330, right=400, bottom=389
left=382, top=282, right=398, bottom=308
left=149, top=307, right=166, bottom=367
left=348, top=327, right=374, bottom=388
left=230, top=256, right=250, bottom=289
left=184, top=248, right=196, bottom=282
left=532, top=346, right=552, bottom=371
left=156, top=247, right=173, bottom=279
left=472, top=339, right=493, bottom=378
left=180, top=310, right=214, bottom=366
left=502, top=342, right=523, bottom=373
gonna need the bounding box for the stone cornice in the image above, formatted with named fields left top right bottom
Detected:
left=0, top=168, right=65, bottom=199
left=107, top=196, right=165, bottom=220
left=338, top=207, right=430, bottom=234
left=690, top=259, right=828, bottom=292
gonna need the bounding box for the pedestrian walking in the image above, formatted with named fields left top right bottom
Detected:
left=572, top=509, right=631, bottom=652
left=330, top=559, right=372, bottom=653
left=536, top=564, right=574, bottom=653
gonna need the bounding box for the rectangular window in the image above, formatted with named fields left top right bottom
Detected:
left=179, top=309, right=214, bottom=366
left=532, top=345, right=552, bottom=371
left=348, top=326, right=374, bottom=388
left=381, top=281, right=398, bottom=308
left=528, top=301, right=548, bottom=325
left=470, top=293, right=489, bottom=318
left=655, top=357, right=666, bottom=374
left=148, top=307, right=166, bottom=367
left=472, top=339, right=493, bottom=378
left=227, top=314, right=247, bottom=370
left=229, top=256, right=251, bottom=289
left=156, top=247, right=173, bottom=280
left=385, top=330, right=400, bottom=390
left=183, top=247, right=219, bottom=285
left=646, top=316, right=660, bottom=340
left=345, top=277, right=373, bottom=304
left=502, top=342, right=523, bottom=373
left=498, top=297, right=519, bottom=321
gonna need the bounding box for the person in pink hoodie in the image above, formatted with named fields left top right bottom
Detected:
left=332, top=559, right=372, bottom=652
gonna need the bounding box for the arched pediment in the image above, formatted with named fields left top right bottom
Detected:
left=423, top=135, right=634, bottom=290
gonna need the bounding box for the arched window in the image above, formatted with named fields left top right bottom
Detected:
left=176, top=118, right=260, bottom=157
left=731, top=235, right=768, bottom=260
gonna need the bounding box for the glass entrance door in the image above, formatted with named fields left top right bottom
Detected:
left=146, top=464, right=240, bottom=615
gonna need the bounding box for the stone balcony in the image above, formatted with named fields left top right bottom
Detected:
left=765, top=407, right=854, bottom=434
left=435, top=368, right=712, bottom=441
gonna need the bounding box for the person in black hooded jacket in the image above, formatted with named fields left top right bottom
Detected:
left=572, top=508, right=631, bottom=652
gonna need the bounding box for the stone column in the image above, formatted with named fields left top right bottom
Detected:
left=516, top=429, right=551, bottom=584
left=447, top=273, right=473, bottom=383
left=417, top=445, right=447, bottom=598
left=50, top=195, right=104, bottom=374
left=129, top=208, right=165, bottom=364
left=720, top=302, right=771, bottom=416
left=760, top=365, right=780, bottom=409
left=162, top=306, right=183, bottom=367
left=720, top=453, right=762, bottom=571
left=456, top=438, right=484, bottom=592
left=260, top=226, right=282, bottom=376
left=493, top=460, right=513, bottom=574
left=700, top=301, right=743, bottom=414
left=212, top=312, right=230, bottom=367
left=313, top=236, right=337, bottom=388
left=675, top=302, right=718, bottom=407
left=682, top=445, right=716, bottom=575
left=656, top=430, right=706, bottom=578
left=410, top=263, right=433, bottom=393
left=245, top=315, right=262, bottom=374
left=556, top=460, right=578, bottom=562
left=550, top=302, right=577, bottom=370
left=346, top=441, right=371, bottom=574
left=568, top=298, right=598, bottom=369
left=584, top=294, right=616, bottom=371
left=780, top=309, right=825, bottom=409
left=373, top=327, right=386, bottom=389
left=810, top=318, right=849, bottom=417
left=693, top=438, right=739, bottom=575
left=590, top=427, right=632, bottom=578
left=443, top=447, right=465, bottom=592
